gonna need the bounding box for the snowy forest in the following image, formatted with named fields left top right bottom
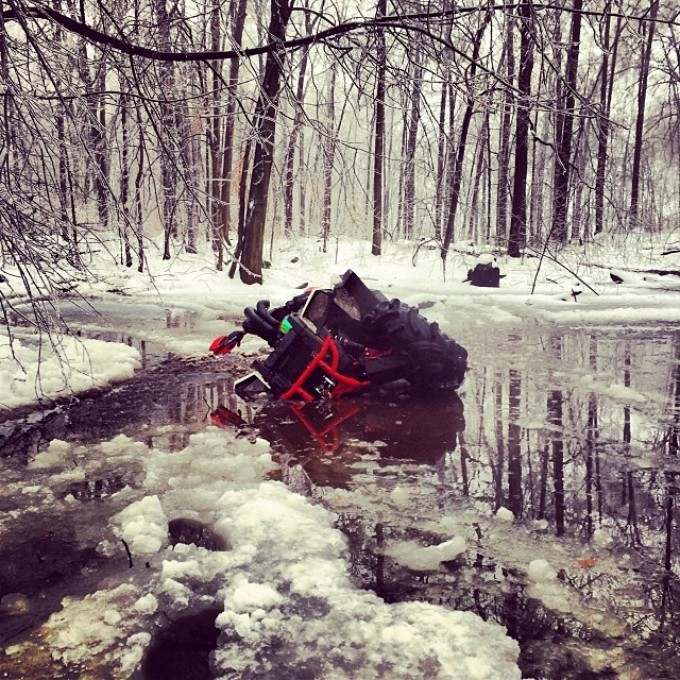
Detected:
left=4, top=3, right=680, bottom=679
left=1, top=0, right=679, bottom=293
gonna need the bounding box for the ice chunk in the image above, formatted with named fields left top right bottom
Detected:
left=386, top=536, right=466, bottom=571
left=389, top=485, right=410, bottom=505
left=133, top=594, right=158, bottom=615
left=528, top=558, right=557, bottom=581
left=112, top=495, right=168, bottom=557
left=495, top=507, right=514, bottom=522
left=225, top=576, right=284, bottom=613
left=46, top=584, right=140, bottom=665
left=29, top=439, right=72, bottom=469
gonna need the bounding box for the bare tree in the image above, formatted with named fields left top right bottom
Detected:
left=594, top=7, right=622, bottom=236
left=216, top=0, right=248, bottom=270
left=496, top=14, right=514, bottom=248
left=282, top=9, right=315, bottom=238
left=551, top=0, right=584, bottom=245
left=401, top=44, right=423, bottom=240
left=151, top=0, right=179, bottom=260
left=440, top=11, right=491, bottom=263
left=434, top=71, right=451, bottom=242
left=236, top=0, right=292, bottom=284
left=371, top=0, right=387, bottom=257
left=629, top=0, right=659, bottom=229
left=508, top=0, right=534, bottom=258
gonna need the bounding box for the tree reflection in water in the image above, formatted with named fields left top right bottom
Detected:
left=259, top=325, right=680, bottom=679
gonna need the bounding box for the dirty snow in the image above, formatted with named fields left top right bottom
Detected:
left=0, top=334, right=141, bottom=410
left=31, top=427, right=523, bottom=679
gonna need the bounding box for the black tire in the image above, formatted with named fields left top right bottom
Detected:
left=364, top=299, right=468, bottom=392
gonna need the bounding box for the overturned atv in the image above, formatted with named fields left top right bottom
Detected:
left=210, top=270, right=468, bottom=402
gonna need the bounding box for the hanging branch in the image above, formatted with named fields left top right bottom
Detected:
left=4, top=3, right=678, bottom=65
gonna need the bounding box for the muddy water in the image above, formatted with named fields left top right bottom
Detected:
left=1, top=316, right=680, bottom=679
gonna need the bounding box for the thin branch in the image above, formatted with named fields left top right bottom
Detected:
left=3, top=3, right=679, bottom=65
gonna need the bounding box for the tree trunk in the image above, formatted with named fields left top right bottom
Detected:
left=134, top=104, right=146, bottom=273
left=298, top=123, right=307, bottom=235
left=551, top=0, right=584, bottom=245
left=529, top=110, right=546, bottom=246
left=496, top=16, right=514, bottom=248
left=283, top=17, right=311, bottom=237
left=594, top=9, right=621, bottom=236
left=441, top=12, right=490, bottom=261
left=94, top=63, right=109, bottom=228
left=216, top=0, right=248, bottom=269
left=321, top=64, right=337, bottom=253
left=372, top=0, right=387, bottom=256
left=442, top=84, right=457, bottom=241
left=467, top=118, right=488, bottom=243
left=238, top=0, right=292, bottom=284
left=629, top=0, right=659, bottom=229
left=434, top=74, right=449, bottom=242
left=508, top=1, right=534, bottom=258
left=152, top=0, right=177, bottom=260
left=402, top=46, right=423, bottom=241
left=119, top=92, right=133, bottom=267
left=208, top=0, right=223, bottom=262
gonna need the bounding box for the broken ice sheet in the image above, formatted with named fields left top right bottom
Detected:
left=12, top=426, right=521, bottom=679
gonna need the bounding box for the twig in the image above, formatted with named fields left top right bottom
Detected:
left=121, top=538, right=134, bottom=568
left=526, top=243, right=599, bottom=296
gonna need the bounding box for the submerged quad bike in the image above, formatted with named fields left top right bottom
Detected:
left=210, top=270, right=468, bottom=402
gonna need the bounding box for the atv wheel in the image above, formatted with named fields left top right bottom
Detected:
left=364, top=300, right=468, bottom=392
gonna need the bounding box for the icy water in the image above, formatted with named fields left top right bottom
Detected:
left=1, top=306, right=680, bottom=679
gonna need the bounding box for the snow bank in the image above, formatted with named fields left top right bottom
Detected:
left=0, top=334, right=141, bottom=409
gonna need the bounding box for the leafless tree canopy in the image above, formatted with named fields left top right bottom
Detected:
left=1, top=0, right=679, bottom=298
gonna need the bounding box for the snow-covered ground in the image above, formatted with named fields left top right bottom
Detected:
left=3, top=234, right=680, bottom=409
left=1, top=233, right=679, bottom=678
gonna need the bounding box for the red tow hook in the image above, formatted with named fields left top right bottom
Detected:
left=210, top=330, right=245, bottom=356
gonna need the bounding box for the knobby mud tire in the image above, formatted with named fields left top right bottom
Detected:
left=365, top=300, right=468, bottom=392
